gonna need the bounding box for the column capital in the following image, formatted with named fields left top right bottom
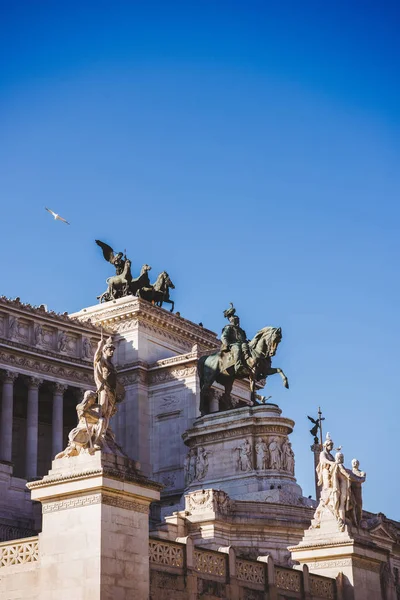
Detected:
left=52, top=382, right=68, bottom=395
left=28, top=377, right=43, bottom=389
left=1, top=370, right=18, bottom=384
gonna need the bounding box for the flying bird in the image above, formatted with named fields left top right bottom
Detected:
left=45, top=207, right=70, bottom=225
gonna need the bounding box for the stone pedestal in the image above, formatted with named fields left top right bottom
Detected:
left=27, top=451, right=162, bottom=600
left=289, top=507, right=393, bottom=600
left=182, top=404, right=303, bottom=502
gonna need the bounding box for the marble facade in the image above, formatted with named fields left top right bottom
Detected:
left=0, top=293, right=399, bottom=600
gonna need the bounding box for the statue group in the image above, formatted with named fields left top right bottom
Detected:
left=55, top=333, right=125, bottom=458
left=95, top=240, right=175, bottom=311
left=198, top=303, right=289, bottom=415
left=312, top=432, right=366, bottom=531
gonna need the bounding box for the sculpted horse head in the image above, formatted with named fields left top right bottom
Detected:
left=249, top=326, right=282, bottom=359
left=154, top=271, right=175, bottom=293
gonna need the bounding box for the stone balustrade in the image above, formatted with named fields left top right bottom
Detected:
left=148, top=536, right=337, bottom=600
left=0, top=537, right=39, bottom=568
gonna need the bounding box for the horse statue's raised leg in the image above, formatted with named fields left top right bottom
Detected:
left=264, top=367, right=289, bottom=389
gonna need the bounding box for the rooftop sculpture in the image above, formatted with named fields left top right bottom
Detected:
left=55, top=333, right=125, bottom=458
left=95, top=239, right=175, bottom=311
left=197, top=303, right=289, bottom=415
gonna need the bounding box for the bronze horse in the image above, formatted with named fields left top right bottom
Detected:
left=197, top=326, right=289, bottom=416
left=97, top=259, right=132, bottom=303
left=137, top=271, right=175, bottom=312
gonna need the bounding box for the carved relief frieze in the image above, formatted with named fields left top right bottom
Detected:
left=82, top=336, right=94, bottom=359
left=42, top=493, right=148, bottom=513
left=149, top=365, right=197, bottom=385
left=119, top=369, right=148, bottom=386
left=186, top=425, right=290, bottom=446
left=185, top=489, right=232, bottom=515
left=0, top=349, right=93, bottom=385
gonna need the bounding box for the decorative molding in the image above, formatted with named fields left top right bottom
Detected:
left=149, top=540, right=184, bottom=567
left=72, top=297, right=218, bottom=349
left=0, top=537, right=39, bottom=568
left=119, top=370, right=148, bottom=386
left=27, top=465, right=161, bottom=492
left=0, top=348, right=94, bottom=385
left=102, top=494, right=149, bottom=513
left=149, top=365, right=197, bottom=385
left=42, top=493, right=102, bottom=512
left=42, top=493, right=149, bottom=513
left=185, top=424, right=292, bottom=446
left=0, top=295, right=101, bottom=331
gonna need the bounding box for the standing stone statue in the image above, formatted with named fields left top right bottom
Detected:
left=235, top=439, right=253, bottom=472
left=195, top=447, right=210, bottom=481
left=256, top=439, right=269, bottom=470
left=55, top=333, right=125, bottom=459
left=268, top=438, right=282, bottom=470
left=281, top=439, right=295, bottom=474
left=93, top=334, right=124, bottom=434
left=82, top=336, right=93, bottom=359
left=312, top=433, right=366, bottom=531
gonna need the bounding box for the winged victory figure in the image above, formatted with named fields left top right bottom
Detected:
left=95, top=240, right=126, bottom=275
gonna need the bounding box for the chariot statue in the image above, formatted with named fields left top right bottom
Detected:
left=197, top=303, right=289, bottom=416
left=95, top=239, right=175, bottom=310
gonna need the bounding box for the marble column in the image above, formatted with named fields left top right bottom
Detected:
left=0, top=370, right=18, bottom=463
left=25, top=377, right=42, bottom=480
left=52, top=383, right=67, bottom=458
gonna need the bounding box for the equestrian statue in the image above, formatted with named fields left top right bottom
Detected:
left=95, top=240, right=175, bottom=310
left=197, top=303, right=289, bottom=416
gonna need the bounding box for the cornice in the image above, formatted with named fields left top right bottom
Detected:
left=70, top=296, right=219, bottom=349
left=0, top=296, right=102, bottom=333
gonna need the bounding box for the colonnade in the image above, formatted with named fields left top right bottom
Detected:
left=0, top=369, right=80, bottom=480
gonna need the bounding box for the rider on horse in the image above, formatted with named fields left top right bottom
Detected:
left=220, top=304, right=253, bottom=375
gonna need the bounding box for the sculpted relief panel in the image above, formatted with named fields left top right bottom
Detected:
left=235, top=436, right=295, bottom=474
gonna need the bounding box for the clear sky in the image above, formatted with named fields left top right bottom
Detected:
left=1, top=2, right=399, bottom=519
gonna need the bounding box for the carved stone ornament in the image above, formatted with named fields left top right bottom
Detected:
left=185, top=489, right=232, bottom=516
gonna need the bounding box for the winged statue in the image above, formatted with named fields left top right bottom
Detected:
left=95, top=239, right=176, bottom=310
left=95, top=240, right=126, bottom=275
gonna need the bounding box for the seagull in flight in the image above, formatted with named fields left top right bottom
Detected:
left=45, top=207, right=70, bottom=225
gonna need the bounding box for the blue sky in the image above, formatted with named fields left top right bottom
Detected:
left=0, top=2, right=399, bottom=518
